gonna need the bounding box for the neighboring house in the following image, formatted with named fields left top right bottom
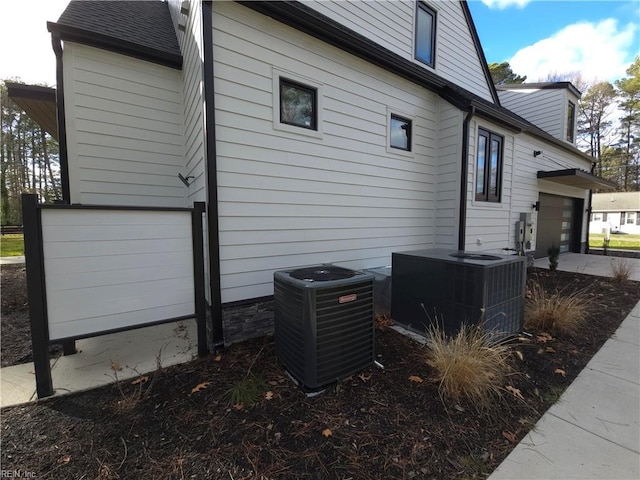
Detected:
left=590, top=192, right=640, bottom=235
left=12, top=0, right=615, bottom=347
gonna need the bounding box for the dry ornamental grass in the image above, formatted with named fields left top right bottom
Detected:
left=424, top=324, right=511, bottom=409
left=611, top=258, right=633, bottom=283
left=524, top=282, right=589, bottom=335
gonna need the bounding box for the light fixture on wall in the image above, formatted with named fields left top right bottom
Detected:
left=533, top=150, right=543, bottom=157
left=532, top=201, right=540, bottom=211
left=178, top=18, right=187, bottom=31
left=180, top=1, right=190, bottom=15
left=178, top=173, right=194, bottom=187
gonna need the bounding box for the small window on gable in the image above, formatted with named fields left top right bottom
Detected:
left=280, top=78, right=317, bottom=130
left=390, top=115, right=412, bottom=151
left=566, top=101, right=576, bottom=142
left=475, top=128, right=503, bottom=203
left=415, top=1, right=436, bottom=67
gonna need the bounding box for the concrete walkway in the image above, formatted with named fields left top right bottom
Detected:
left=489, top=253, right=640, bottom=480
left=533, top=251, right=640, bottom=281
left=0, top=320, right=198, bottom=407
left=1, top=256, right=199, bottom=406
left=0, top=255, right=25, bottom=265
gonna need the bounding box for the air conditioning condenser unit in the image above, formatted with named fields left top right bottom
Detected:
left=274, top=265, right=374, bottom=389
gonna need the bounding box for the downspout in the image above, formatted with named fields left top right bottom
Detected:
left=51, top=32, right=70, bottom=204
left=458, top=106, right=475, bottom=251
left=202, top=1, right=224, bottom=350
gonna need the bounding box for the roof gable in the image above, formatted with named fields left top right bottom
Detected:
left=48, top=0, right=182, bottom=69
left=459, top=1, right=499, bottom=105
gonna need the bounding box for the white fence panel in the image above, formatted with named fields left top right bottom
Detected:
left=41, top=209, right=195, bottom=340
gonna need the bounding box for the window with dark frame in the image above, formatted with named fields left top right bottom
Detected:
left=390, top=115, right=412, bottom=151
left=415, top=1, right=436, bottom=67
left=280, top=78, right=317, bottom=130
left=566, top=101, right=576, bottom=142
left=475, top=128, right=503, bottom=202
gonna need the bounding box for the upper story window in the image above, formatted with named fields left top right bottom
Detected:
left=566, top=101, right=576, bottom=142
left=280, top=78, right=317, bottom=130
left=415, top=2, right=436, bottom=67
left=475, top=128, right=503, bottom=203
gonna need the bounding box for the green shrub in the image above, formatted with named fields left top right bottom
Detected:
left=547, top=245, right=560, bottom=271
left=225, top=374, right=267, bottom=408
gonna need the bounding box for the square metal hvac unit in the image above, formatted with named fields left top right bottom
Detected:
left=391, top=249, right=526, bottom=339
left=274, top=265, right=375, bottom=390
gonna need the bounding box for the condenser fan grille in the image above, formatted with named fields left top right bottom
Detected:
left=289, top=266, right=357, bottom=282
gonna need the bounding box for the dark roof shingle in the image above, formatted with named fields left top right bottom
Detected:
left=49, top=0, right=182, bottom=69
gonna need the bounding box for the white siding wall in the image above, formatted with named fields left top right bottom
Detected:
left=304, top=0, right=413, bottom=59
left=213, top=2, right=441, bottom=302
left=434, top=1, right=493, bottom=102
left=63, top=43, right=185, bottom=207
left=498, top=89, right=566, bottom=141
left=168, top=0, right=211, bottom=303
left=465, top=120, right=592, bottom=253
left=304, top=0, right=494, bottom=102
left=168, top=0, right=207, bottom=204
left=435, top=102, right=462, bottom=247
left=465, top=119, right=515, bottom=252
left=42, top=209, right=194, bottom=340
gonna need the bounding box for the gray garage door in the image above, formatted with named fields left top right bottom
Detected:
left=535, top=193, right=584, bottom=258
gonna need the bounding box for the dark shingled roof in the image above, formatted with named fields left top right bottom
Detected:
left=48, top=0, right=182, bottom=69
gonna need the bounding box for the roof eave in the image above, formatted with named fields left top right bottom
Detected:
left=47, top=21, right=183, bottom=70
left=6, top=82, right=58, bottom=140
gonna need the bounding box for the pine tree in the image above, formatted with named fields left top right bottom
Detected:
left=614, top=57, right=640, bottom=191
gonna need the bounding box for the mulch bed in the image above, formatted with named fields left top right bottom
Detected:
left=1, top=264, right=61, bottom=367
left=1, top=266, right=639, bottom=479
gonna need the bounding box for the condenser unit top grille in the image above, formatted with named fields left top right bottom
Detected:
left=449, top=252, right=502, bottom=261
left=289, top=265, right=357, bottom=282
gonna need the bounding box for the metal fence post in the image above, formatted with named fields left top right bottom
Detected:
left=192, top=202, right=208, bottom=356
left=21, top=194, right=54, bottom=398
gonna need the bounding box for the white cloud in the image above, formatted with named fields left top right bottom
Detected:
left=0, top=0, right=70, bottom=86
left=509, top=19, right=637, bottom=83
left=481, top=0, right=532, bottom=9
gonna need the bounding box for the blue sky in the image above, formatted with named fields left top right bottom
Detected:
left=467, top=0, right=640, bottom=82
left=1, top=1, right=638, bottom=86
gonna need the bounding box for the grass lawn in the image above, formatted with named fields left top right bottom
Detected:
left=589, top=233, right=640, bottom=251
left=0, top=234, right=24, bottom=257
